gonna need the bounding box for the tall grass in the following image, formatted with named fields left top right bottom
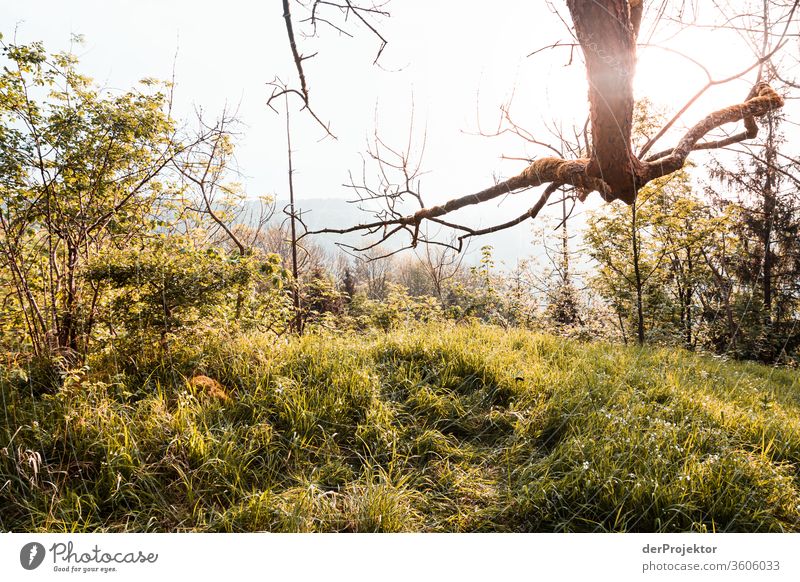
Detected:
left=2, top=323, right=799, bottom=532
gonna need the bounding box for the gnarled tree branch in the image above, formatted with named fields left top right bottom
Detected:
left=300, top=1, right=789, bottom=254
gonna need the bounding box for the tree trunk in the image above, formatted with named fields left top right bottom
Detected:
left=631, top=200, right=645, bottom=345
left=685, top=247, right=693, bottom=349
left=59, top=243, right=80, bottom=356
left=702, top=243, right=738, bottom=351
left=762, top=115, right=776, bottom=326
left=617, top=309, right=628, bottom=345
left=567, top=0, right=645, bottom=203
left=285, top=95, right=304, bottom=335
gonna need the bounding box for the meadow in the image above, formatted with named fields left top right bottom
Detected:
left=2, top=323, right=799, bottom=532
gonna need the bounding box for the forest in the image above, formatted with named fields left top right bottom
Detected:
left=2, top=0, right=800, bottom=533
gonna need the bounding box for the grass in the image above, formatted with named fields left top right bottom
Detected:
left=2, top=322, right=800, bottom=532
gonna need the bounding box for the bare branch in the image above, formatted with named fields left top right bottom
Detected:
left=270, top=2, right=337, bottom=138
left=638, top=41, right=788, bottom=158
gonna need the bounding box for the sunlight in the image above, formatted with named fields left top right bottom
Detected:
left=634, top=25, right=759, bottom=122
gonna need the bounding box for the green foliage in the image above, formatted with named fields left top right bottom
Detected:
left=444, top=246, right=505, bottom=324
left=86, top=237, right=285, bottom=361
left=3, top=36, right=800, bottom=536
left=586, top=170, right=718, bottom=347
left=300, top=267, right=345, bottom=328
left=545, top=279, right=581, bottom=327
left=2, top=323, right=800, bottom=532
left=0, top=39, right=180, bottom=357
left=347, top=284, right=443, bottom=331
left=707, top=111, right=800, bottom=362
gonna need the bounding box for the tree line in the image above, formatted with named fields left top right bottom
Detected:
left=1, top=37, right=799, bottom=393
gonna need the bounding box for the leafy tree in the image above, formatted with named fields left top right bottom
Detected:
left=707, top=110, right=800, bottom=361
left=339, top=266, right=358, bottom=303
left=0, top=39, right=192, bottom=359
left=443, top=246, right=506, bottom=324
left=586, top=173, right=685, bottom=345
left=348, top=283, right=442, bottom=331
left=300, top=266, right=345, bottom=327
left=546, top=279, right=582, bottom=328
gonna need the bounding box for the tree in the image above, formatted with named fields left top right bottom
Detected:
left=586, top=178, right=668, bottom=345
left=0, top=40, right=185, bottom=359
left=278, top=1, right=791, bottom=253
left=649, top=187, right=713, bottom=350
left=412, top=243, right=465, bottom=300
left=0, top=37, right=254, bottom=361
left=540, top=190, right=584, bottom=328
left=354, top=248, right=394, bottom=300
left=251, top=223, right=327, bottom=277
left=706, top=109, right=800, bottom=360
left=300, top=266, right=345, bottom=325
left=586, top=166, right=780, bottom=354
left=696, top=207, right=743, bottom=354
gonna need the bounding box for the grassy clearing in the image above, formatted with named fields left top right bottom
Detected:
left=2, top=323, right=800, bottom=532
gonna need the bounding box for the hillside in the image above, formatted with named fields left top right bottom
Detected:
left=2, top=324, right=800, bottom=532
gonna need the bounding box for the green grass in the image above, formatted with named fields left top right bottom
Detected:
left=2, top=323, right=800, bottom=532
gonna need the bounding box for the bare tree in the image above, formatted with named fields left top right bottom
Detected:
left=280, top=1, right=792, bottom=254
left=269, top=0, right=390, bottom=137
left=253, top=223, right=328, bottom=276
left=174, top=110, right=277, bottom=257
left=416, top=243, right=466, bottom=300
left=355, top=248, right=395, bottom=300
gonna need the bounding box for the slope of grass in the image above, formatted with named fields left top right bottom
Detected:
left=2, top=323, right=800, bottom=532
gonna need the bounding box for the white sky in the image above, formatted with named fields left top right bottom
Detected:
left=1, top=1, right=796, bottom=256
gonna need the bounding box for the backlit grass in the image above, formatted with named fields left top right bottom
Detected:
left=2, top=323, right=799, bottom=532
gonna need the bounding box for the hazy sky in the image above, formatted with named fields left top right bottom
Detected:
left=1, top=1, right=795, bottom=254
